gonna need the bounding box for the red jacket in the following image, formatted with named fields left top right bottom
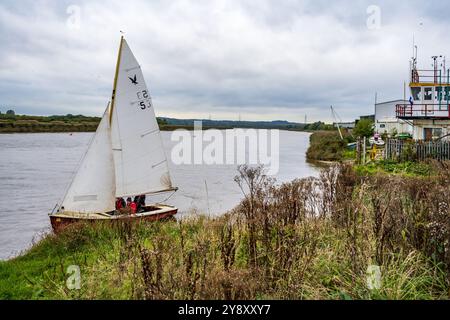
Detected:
left=129, top=202, right=137, bottom=214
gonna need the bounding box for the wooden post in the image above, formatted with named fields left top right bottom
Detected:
left=385, top=139, right=387, bottom=160
left=204, top=180, right=211, bottom=216
left=363, top=136, right=366, bottom=164
left=356, top=137, right=361, bottom=164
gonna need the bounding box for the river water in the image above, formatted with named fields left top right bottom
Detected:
left=0, top=130, right=319, bottom=260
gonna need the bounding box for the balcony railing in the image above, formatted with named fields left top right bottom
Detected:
left=396, top=104, right=450, bottom=119
left=411, top=69, right=450, bottom=85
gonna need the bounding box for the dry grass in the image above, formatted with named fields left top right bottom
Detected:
left=1, top=163, right=449, bottom=300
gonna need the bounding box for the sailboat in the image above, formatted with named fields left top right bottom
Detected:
left=49, top=36, right=178, bottom=232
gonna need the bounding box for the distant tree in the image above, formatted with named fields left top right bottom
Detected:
left=390, top=128, right=398, bottom=138
left=6, top=110, right=15, bottom=115
left=353, top=119, right=374, bottom=138
left=304, top=121, right=335, bottom=131
left=157, top=118, right=168, bottom=126
left=305, top=121, right=320, bottom=130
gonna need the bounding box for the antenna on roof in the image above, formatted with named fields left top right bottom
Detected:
left=432, top=55, right=439, bottom=83
left=411, top=34, right=418, bottom=70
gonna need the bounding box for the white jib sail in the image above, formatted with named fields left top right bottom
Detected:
left=61, top=106, right=116, bottom=213
left=110, top=38, right=174, bottom=197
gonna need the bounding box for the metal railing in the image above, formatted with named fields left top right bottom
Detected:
left=411, top=69, right=450, bottom=84
left=395, top=104, right=450, bottom=119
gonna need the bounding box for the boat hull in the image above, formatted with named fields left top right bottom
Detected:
left=49, top=205, right=178, bottom=233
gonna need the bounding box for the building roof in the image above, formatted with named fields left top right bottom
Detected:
left=375, top=99, right=408, bottom=106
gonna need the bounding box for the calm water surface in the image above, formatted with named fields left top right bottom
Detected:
left=0, top=131, right=318, bottom=260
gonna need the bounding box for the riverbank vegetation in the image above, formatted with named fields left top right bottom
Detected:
left=0, top=114, right=191, bottom=133
left=1, top=164, right=448, bottom=300
left=0, top=112, right=337, bottom=133
left=0, top=114, right=101, bottom=133
left=306, top=131, right=354, bottom=161
left=306, top=128, right=439, bottom=179
left=354, top=160, right=437, bottom=177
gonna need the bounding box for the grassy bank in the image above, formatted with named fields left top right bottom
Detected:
left=0, top=114, right=181, bottom=133
left=0, top=114, right=100, bottom=133
left=354, top=160, right=438, bottom=177
left=306, top=131, right=353, bottom=162
left=1, top=164, right=449, bottom=300
left=306, top=131, right=437, bottom=178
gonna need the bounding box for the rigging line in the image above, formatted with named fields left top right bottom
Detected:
left=160, top=189, right=177, bottom=203
left=152, top=160, right=166, bottom=168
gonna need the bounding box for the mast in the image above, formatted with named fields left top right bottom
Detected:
left=109, top=36, right=124, bottom=124
left=331, top=106, right=344, bottom=140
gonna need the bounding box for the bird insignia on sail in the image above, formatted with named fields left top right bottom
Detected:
left=129, top=74, right=138, bottom=85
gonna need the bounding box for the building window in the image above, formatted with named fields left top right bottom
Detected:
left=432, top=128, right=443, bottom=139
left=424, top=87, right=433, bottom=101
left=380, top=124, right=385, bottom=128
left=411, top=87, right=421, bottom=101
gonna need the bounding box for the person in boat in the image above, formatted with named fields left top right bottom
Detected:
left=138, top=194, right=146, bottom=212
left=133, top=195, right=141, bottom=211
left=126, top=197, right=137, bottom=214
left=115, top=197, right=125, bottom=210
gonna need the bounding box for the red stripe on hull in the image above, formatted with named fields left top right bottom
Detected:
left=50, top=209, right=178, bottom=233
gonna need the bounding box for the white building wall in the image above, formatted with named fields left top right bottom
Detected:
left=375, top=100, right=412, bottom=136
left=411, top=120, right=450, bottom=140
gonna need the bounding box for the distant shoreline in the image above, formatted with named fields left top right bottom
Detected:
left=0, top=126, right=314, bottom=133
left=0, top=113, right=332, bottom=133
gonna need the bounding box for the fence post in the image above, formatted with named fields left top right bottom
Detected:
left=385, top=139, right=389, bottom=160
left=363, top=136, right=366, bottom=164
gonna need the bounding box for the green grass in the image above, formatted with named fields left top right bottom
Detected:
left=0, top=215, right=447, bottom=300
left=355, top=160, right=435, bottom=177
left=342, top=149, right=356, bottom=160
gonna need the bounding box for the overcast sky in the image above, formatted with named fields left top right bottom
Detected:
left=1, top=0, right=449, bottom=122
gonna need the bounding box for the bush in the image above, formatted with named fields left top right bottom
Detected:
left=353, top=119, right=374, bottom=138
left=307, top=131, right=347, bottom=161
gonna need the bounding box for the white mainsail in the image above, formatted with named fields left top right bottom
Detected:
left=61, top=106, right=116, bottom=213
left=110, top=38, right=174, bottom=197
left=59, top=37, right=175, bottom=215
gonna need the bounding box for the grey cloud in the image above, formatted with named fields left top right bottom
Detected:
left=1, top=0, right=449, bottom=122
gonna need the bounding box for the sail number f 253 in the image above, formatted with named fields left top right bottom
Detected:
left=136, top=90, right=151, bottom=110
